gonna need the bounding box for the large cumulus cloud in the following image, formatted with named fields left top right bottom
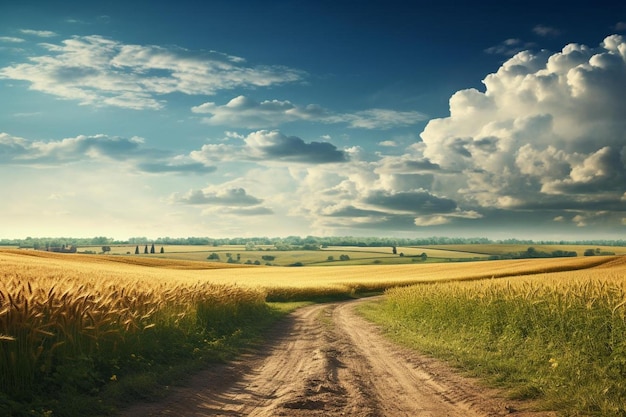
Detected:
left=290, top=35, right=626, bottom=234
left=416, top=35, right=626, bottom=227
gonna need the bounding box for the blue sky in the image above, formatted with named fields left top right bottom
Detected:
left=1, top=0, right=625, bottom=240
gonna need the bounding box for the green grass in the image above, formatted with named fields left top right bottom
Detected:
left=81, top=244, right=492, bottom=266
left=422, top=243, right=626, bottom=257
left=359, top=270, right=626, bottom=416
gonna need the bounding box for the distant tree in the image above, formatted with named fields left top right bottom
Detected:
left=144, top=245, right=148, bottom=254
left=327, top=255, right=334, bottom=261
left=399, top=252, right=404, bottom=257
left=339, top=254, right=350, bottom=261
left=207, top=253, right=220, bottom=260
left=102, top=246, right=111, bottom=254
left=150, top=243, right=155, bottom=254
left=392, top=246, right=397, bottom=255
left=584, top=249, right=596, bottom=256
left=237, top=253, right=241, bottom=261
left=420, top=252, right=428, bottom=261
left=253, top=260, right=261, bottom=265
left=261, top=255, right=276, bottom=261
left=93, top=236, right=110, bottom=245
left=160, top=246, right=164, bottom=254
left=135, top=245, right=139, bottom=254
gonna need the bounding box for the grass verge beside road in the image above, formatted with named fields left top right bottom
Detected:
left=359, top=258, right=626, bottom=416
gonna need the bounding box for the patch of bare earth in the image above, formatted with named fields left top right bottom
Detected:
left=118, top=299, right=557, bottom=416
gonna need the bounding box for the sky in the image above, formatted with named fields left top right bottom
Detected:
left=1, top=0, right=626, bottom=241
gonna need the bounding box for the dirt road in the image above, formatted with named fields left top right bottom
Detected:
left=119, top=299, right=555, bottom=416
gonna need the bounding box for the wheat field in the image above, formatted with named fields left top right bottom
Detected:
left=1, top=248, right=622, bottom=414
left=0, top=249, right=268, bottom=402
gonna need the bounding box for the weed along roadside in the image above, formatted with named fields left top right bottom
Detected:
left=0, top=248, right=624, bottom=416
left=360, top=256, right=626, bottom=417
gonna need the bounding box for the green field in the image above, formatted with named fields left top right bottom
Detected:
left=72, top=242, right=626, bottom=267
left=422, top=243, right=626, bottom=256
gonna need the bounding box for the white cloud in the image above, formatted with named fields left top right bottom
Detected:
left=190, top=130, right=348, bottom=164
left=170, top=186, right=275, bottom=220
left=172, top=187, right=263, bottom=206
left=485, top=38, right=535, bottom=56
left=0, top=35, right=305, bottom=110
left=0, top=132, right=215, bottom=174
left=192, top=95, right=427, bottom=129
left=192, top=95, right=327, bottom=128
left=333, top=109, right=428, bottom=129
left=533, top=25, right=561, bottom=37
left=0, top=36, right=25, bottom=43
left=279, top=150, right=479, bottom=233
left=19, top=29, right=58, bottom=37
left=417, top=34, right=626, bottom=224
left=413, top=215, right=450, bottom=226
left=0, top=132, right=144, bottom=163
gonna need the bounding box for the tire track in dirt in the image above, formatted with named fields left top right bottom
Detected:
left=118, top=298, right=556, bottom=416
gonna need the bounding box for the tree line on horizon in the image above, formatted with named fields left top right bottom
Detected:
left=3, top=235, right=626, bottom=249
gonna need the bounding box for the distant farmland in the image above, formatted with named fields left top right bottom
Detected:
left=64, top=242, right=626, bottom=267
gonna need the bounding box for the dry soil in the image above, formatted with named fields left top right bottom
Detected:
left=118, top=298, right=557, bottom=416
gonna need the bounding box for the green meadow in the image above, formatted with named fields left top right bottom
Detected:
left=72, top=242, right=626, bottom=266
